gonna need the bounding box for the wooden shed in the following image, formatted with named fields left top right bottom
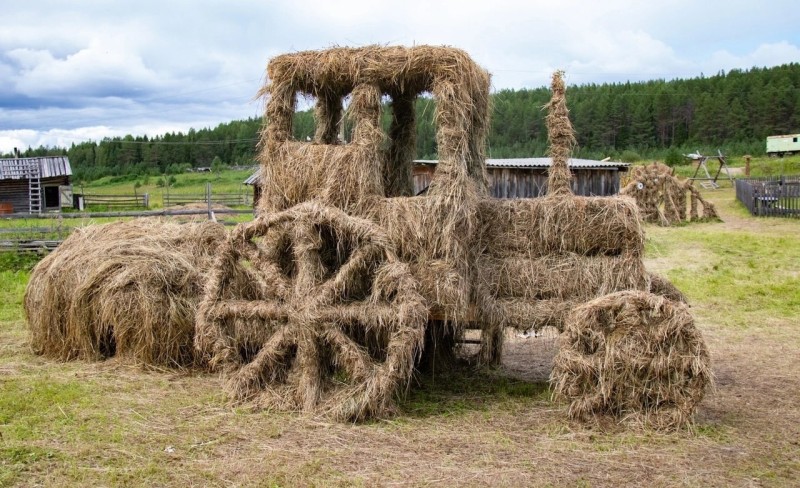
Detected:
left=244, top=157, right=628, bottom=206
left=413, top=158, right=629, bottom=197
left=0, top=156, right=72, bottom=214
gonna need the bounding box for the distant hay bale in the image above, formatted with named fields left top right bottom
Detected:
left=620, top=162, right=720, bottom=225
left=550, top=291, right=711, bottom=429
left=25, top=219, right=225, bottom=367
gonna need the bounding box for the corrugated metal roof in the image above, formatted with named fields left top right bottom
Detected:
left=0, top=156, right=72, bottom=180
left=415, top=158, right=630, bottom=170
left=244, top=157, right=629, bottom=184
left=244, top=168, right=261, bottom=185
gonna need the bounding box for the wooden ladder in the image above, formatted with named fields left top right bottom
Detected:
left=28, top=164, right=42, bottom=214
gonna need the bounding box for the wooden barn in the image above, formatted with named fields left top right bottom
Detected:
left=413, top=158, right=629, bottom=197
left=244, top=157, right=628, bottom=206
left=0, top=156, right=72, bottom=214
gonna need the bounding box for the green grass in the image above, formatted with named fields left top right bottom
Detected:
left=645, top=219, right=800, bottom=328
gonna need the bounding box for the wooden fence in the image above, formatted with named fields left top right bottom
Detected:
left=0, top=208, right=252, bottom=252
left=81, top=193, right=149, bottom=209
left=163, top=192, right=250, bottom=207
left=735, top=175, right=800, bottom=218
left=163, top=183, right=251, bottom=208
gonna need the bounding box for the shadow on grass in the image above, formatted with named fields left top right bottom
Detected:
left=398, top=363, right=551, bottom=418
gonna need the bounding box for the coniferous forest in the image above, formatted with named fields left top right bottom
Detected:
left=6, top=63, right=799, bottom=182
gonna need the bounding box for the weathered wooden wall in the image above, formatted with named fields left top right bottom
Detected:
left=0, top=179, right=28, bottom=213
left=412, top=165, right=622, bottom=197
left=0, top=176, right=69, bottom=213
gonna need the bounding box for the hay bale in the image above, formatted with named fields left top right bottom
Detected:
left=550, top=291, right=711, bottom=429
left=25, top=219, right=225, bottom=367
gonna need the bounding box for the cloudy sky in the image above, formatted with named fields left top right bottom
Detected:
left=1, top=0, right=798, bottom=154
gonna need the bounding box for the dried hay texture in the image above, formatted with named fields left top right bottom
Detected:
left=199, top=45, right=493, bottom=418
left=648, top=272, right=688, bottom=304
left=550, top=291, right=711, bottom=429
left=196, top=202, right=427, bottom=421
left=473, top=72, right=649, bottom=346
left=25, top=219, right=225, bottom=367
left=257, top=44, right=491, bottom=212
left=257, top=44, right=490, bottom=322
left=543, top=70, right=575, bottom=196
left=620, top=162, right=720, bottom=225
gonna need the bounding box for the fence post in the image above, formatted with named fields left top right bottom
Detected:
left=744, top=155, right=751, bottom=176
left=207, top=183, right=212, bottom=220
left=144, top=193, right=149, bottom=208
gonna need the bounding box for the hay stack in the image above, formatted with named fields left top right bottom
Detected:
left=25, top=219, right=225, bottom=367
left=550, top=291, right=711, bottom=429
left=620, top=162, right=720, bottom=225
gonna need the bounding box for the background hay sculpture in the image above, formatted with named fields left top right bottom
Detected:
left=620, top=162, right=720, bottom=225
left=550, top=291, right=711, bottom=429
left=25, top=219, right=225, bottom=367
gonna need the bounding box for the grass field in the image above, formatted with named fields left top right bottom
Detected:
left=1, top=187, right=799, bottom=486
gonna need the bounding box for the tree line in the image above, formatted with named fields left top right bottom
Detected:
left=6, top=62, right=798, bottom=181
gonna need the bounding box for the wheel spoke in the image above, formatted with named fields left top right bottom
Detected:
left=293, top=221, right=325, bottom=296
left=323, top=327, right=374, bottom=382
left=208, top=300, right=291, bottom=323
left=313, top=243, right=384, bottom=306
left=293, top=330, right=321, bottom=411
left=226, top=327, right=293, bottom=400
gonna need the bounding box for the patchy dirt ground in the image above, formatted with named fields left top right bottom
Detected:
left=1, top=186, right=798, bottom=487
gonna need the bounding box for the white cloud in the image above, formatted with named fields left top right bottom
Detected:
left=708, top=41, right=800, bottom=71
left=0, top=0, right=797, bottom=152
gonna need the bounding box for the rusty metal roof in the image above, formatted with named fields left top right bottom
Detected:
left=0, top=156, right=72, bottom=180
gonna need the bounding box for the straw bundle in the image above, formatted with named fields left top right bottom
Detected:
left=550, top=291, right=711, bottom=429
left=543, top=70, right=575, bottom=196
left=25, top=219, right=225, bottom=367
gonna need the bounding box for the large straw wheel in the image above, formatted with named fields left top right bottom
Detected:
left=197, top=202, right=427, bottom=420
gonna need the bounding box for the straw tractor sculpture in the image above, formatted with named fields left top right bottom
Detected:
left=26, top=46, right=709, bottom=428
